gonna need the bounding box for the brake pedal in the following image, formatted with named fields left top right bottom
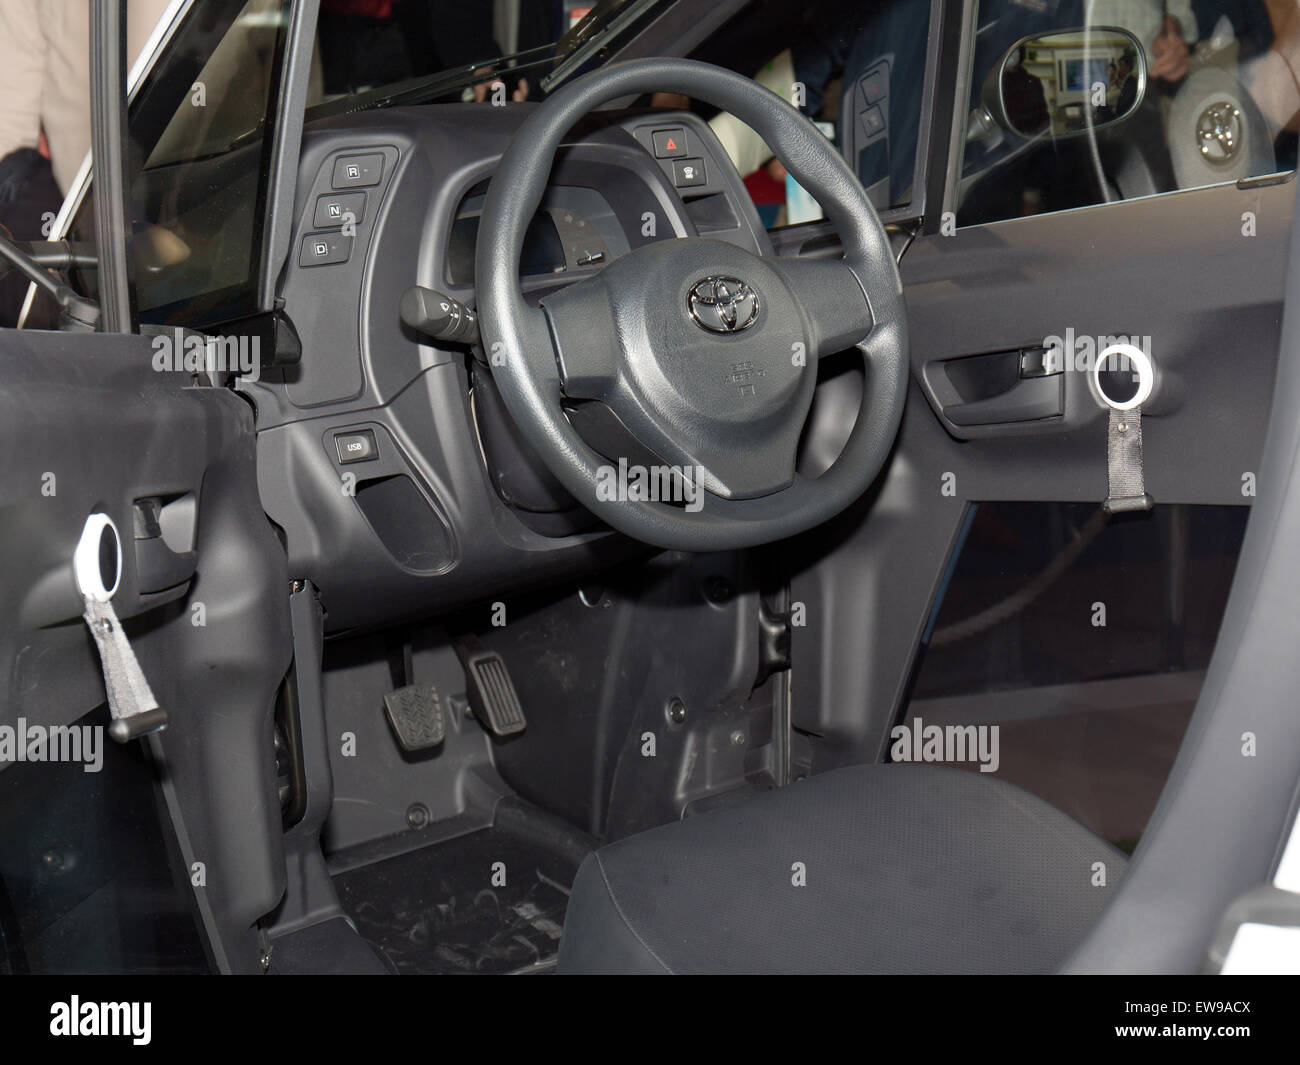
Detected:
left=383, top=682, right=445, bottom=751
left=457, top=645, right=526, bottom=737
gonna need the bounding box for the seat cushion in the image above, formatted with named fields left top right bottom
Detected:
left=558, top=764, right=1126, bottom=974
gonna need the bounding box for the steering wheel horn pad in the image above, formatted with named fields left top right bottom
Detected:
left=477, top=58, right=907, bottom=550
left=542, top=237, right=822, bottom=499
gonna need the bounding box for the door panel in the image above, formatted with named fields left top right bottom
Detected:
left=0, top=330, right=291, bottom=972
left=790, top=177, right=1290, bottom=766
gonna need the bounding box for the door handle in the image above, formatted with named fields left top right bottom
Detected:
left=133, top=495, right=198, bottom=594
left=944, top=374, right=1064, bottom=426
left=925, top=346, right=1065, bottom=429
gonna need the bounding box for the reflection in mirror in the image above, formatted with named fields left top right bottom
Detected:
left=995, top=28, right=1146, bottom=139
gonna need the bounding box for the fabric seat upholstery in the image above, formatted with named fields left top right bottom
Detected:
left=557, top=764, right=1125, bottom=974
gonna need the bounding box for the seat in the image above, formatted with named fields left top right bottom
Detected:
left=557, top=764, right=1125, bottom=974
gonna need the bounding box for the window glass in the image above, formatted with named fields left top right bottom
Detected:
left=0, top=706, right=208, bottom=974
left=71, top=0, right=291, bottom=327
left=959, top=0, right=1297, bottom=226
left=678, top=0, right=934, bottom=227
left=309, top=0, right=576, bottom=101
left=902, top=502, right=1248, bottom=852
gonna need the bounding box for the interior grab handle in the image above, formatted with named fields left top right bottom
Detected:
left=75, top=513, right=170, bottom=743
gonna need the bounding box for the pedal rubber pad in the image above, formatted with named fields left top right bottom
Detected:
left=383, top=682, right=445, bottom=751
left=463, top=650, right=526, bottom=737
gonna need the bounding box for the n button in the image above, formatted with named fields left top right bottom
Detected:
left=314, top=191, right=366, bottom=228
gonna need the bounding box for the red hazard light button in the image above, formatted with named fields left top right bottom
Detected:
left=652, top=128, right=688, bottom=158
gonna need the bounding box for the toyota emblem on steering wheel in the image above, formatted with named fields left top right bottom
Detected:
left=688, top=276, right=760, bottom=333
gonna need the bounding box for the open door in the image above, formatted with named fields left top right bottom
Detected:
left=0, top=0, right=314, bottom=973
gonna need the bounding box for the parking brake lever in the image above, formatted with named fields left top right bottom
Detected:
left=400, top=285, right=480, bottom=346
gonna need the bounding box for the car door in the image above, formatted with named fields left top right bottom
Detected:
left=785, top=0, right=1293, bottom=965
left=0, top=0, right=316, bottom=974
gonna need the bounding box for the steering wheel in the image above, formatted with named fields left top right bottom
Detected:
left=476, top=58, right=907, bottom=551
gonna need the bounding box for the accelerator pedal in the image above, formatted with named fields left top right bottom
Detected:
left=455, top=640, right=526, bottom=737
left=383, top=682, right=445, bottom=752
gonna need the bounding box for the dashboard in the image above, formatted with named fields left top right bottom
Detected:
left=244, top=103, right=769, bottom=633
left=445, top=188, right=620, bottom=284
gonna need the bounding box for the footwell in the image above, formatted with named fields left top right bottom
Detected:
left=334, top=810, right=590, bottom=974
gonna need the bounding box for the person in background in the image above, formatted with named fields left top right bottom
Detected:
left=1090, top=0, right=1198, bottom=84
left=1192, top=0, right=1275, bottom=59
left=667, top=0, right=932, bottom=217
left=0, top=0, right=170, bottom=326
left=1241, top=0, right=1300, bottom=141
left=0, top=0, right=171, bottom=198
left=316, top=0, right=412, bottom=95
left=317, top=0, right=557, bottom=100
left=1116, top=48, right=1140, bottom=113
left=1001, top=44, right=1050, bottom=135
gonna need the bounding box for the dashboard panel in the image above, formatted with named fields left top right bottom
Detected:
left=244, top=102, right=768, bottom=632
left=445, top=187, right=622, bottom=284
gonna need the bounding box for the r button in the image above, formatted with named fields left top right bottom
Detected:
left=332, top=153, right=384, bottom=189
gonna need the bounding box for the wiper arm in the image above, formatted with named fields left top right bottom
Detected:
left=0, top=233, right=100, bottom=330
left=308, top=44, right=557, bottom=120
left=542, top=0, right=669, bottom=92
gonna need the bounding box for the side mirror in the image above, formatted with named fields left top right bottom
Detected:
left=977, top=28, right=1147, bottom=140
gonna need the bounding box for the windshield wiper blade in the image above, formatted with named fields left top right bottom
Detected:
left=309, top=44, right=557, bottom=120
left=542, top=0, right=670, bottom=92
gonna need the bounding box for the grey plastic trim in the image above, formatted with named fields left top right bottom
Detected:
left=1064, top=176, right=1300, bottom=973
left=259, top=0, right=321, bottom=308
left=904, top=0, right=951, bottom=231
left=939, top=0, right=978, bottom=229
left=89, top=0, right=133, bottom=332
left=792, top=176, right=1287, bottom=772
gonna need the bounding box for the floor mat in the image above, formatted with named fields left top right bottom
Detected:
left=334, top=820, right=586, bottom=974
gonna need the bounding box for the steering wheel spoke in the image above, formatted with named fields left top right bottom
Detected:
left=767, top=256, right=876, bottom=361
left=537, top=273, right=621, bottom=401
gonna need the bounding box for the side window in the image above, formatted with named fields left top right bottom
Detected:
left=71, top=0, right=291, bottom=327
left=678, top=0, right=934, bottom=227
left=959, top=0, right=1297, bottom=226
left=900, top=502, right=1248, bottom=853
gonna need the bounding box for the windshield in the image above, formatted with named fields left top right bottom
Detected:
left=304, top=0, right=673, bottom=119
